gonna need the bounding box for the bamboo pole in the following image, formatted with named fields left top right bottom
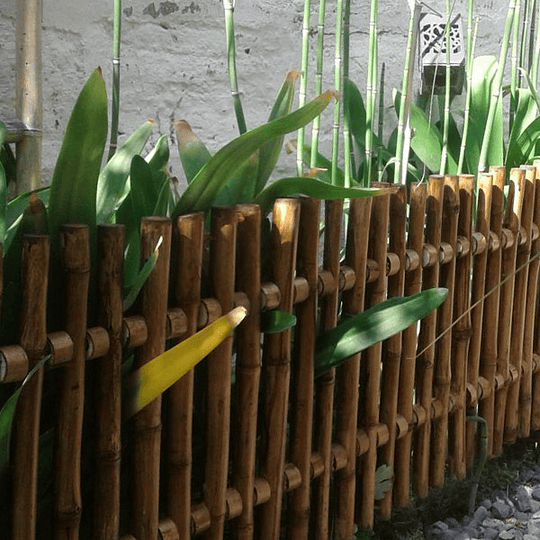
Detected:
left=94, top=225, right=124, bottom=540
left=287, top=197, right=319, bottom=540
left=449, top=175, right=474, bottom=480
left=359, top=186, right=390, bottom=530
left=259, top=198, right=300, bottom=540
left=130, top=217, right=172, bottom=540
left=232, top=204, right=261, bottom=540
left=504, top=166, right=535, bottom=443
left=54, top=225, right=90, bottom=540
left=203, top=206, right=237, bottom=540
left=15, top=0, right=42, bottom=193
left=297, top=0, right=311, bottom=176
left=333, top=197, right=372, bottom=539
left=414, top=176, right=444, bottom=498
left=313, top=199, right=343, bottom=539
left=166, top=213, right=205, bottom=538
left=479, top=166, right=505, bottom=458
left=378, top=184, right=407, bottom=519
left=11, top=235, right=49, bottom=540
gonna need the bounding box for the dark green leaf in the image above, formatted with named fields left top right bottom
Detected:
left=260, top=310, right=297, bottom=334
left=175, top=120, right=212, bottom=184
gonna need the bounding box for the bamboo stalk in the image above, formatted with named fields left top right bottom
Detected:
left=107, top=0, right=122, bottom=160
left=94, top=225, right=124, bottom=540
left=232, top=204, right=261, bottom=540
left=532, top=0, right=540, bottom=84
left=343, top=0, right=352, bottom=185
left=287, top=197, right=319, bottom=540
left=439, top=0, right=452, bottom=175
left=203, top=206, right=237, bottom=540
left=364, top=0, right=378, bottom=186
left=413, top=176, right=444, bottom=498
left=297, top=0, right=312, bottom=176
left=331, top=0, right=345, bottom=186
left=15, top=0, right=42, bottom=193
left=166, top=213, right=205, bottom=538
left=259, top=198, right=300, bottom=540
left=394, top=182, right=427, bottom=507
left=378, top=185, right=407, bottom=519
left=377, top=63, right=386, bottom=181
left=11, top=235, right=49, bottom=540
left=333, top=197, right=372, bottom=539
left=510, top=0, right=522, bottom=135
left=54, top=225, right=91, bottom=540
left=131, top=217, right=172, bottom=540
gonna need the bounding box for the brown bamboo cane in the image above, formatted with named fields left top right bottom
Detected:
left=94, top=225, right=124, bottom=540
left=520, top=170, right=540, bottom=438
left=358, top=187, right=390, bottom=530
left=130, top=217, right=172, bottom=540
left=313, top=199, right=343, bottom=540
left=448, top=175, right=474, bottom=480
left=54, top=225, right=90, bottom=540
left=466, top=174, right=492, bottom=470
left=479, top=166, right=505, bottom=458
left=287, top=197, right=319, bottom=540
left=413, top=176, right=444, bottom=498
left=203, top=206, right=237, bottom=540
left=232, top=204, right=261, bottom=540
left=492, top=169, right=521, bottom=456
left=259, top=198, right=301, bottom=540
left=166, top=212, right=204, bottom=538
left=504, top=166, right=535, bottom=442
left=11, top=235, right=49, bottom=540
left=394, top=182, right=427, bottom=508
left=333, top=197, right=372, bottom=539
left=378, top=184, right=407, bottom=519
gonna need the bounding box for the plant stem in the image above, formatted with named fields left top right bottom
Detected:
left=377, top=63, right=385, bottom=181
left=510, top=0, right=522, bottom=135
left=331, top=0, right=344, bottom=186
left=297, top=0, right=312, bottom=176
left=108, top=0, right=122, bottom=161
left=343, top=0, right=352, bottom=186
left=439, top=0, right=452, bottom=175
left=533, top=0, right=540, bottom=85
left=223, top=0, right=247, bottom=135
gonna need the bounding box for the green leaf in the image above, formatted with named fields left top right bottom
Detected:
left=374, top=464, right=393, bottom=500
left=172, top=90, right=338, bottom=217
left=507, top=115, right=540, bottom=166
left=130, top=155, right=159, bottom=217
left=260, top=310, right=297, bottom=334
left=175, top=120, right=212, bottom=184
left=96, top=119, right=154, bottom=223
left=146, top=133, right=170, bottom=172
left=47, top=68, right=108, bottom=244
left=288, top=140, right=346, bottom=185
left=344, top=78, right=367, bottom=154
left=314, top=288, right=448, bottom=377
left=213, top=152, right=260, bottom=206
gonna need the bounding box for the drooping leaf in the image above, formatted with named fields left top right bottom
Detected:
left=314, top=288, right=448, bottom=377
left=213, top=151, right=260, bottom=206
left=175, top=120, right=212, bottom=184
left=260, top=310, right=297, bottom=334
left=343, top=78, right=367, bottom=155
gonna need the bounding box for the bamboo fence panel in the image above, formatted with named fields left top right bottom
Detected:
left=287, top=197, right=319, bottom=540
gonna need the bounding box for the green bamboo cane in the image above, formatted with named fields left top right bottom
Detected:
left=297, top=0, right=312, bottom=176
left=377, top=63, right=385, bottom=180
left=342, top=0, right=352, bottom=186
left=310, top=0, right=327, bottom=169
left=528, top=0, right=537, bottom=70
left=466, top=0, right=474, bottom=68
left=107, top=0, right=122, bottom=161
left=519, top=0, right=532, bottom=72
left=331, top=0, right=344, bottom=186
left=478, top=0, right=517, bottom=173
left=223, top=0, right=247, bottom=135
left=532, top=0, right=540, bottom=85
left=439, top=0, right=452, bottom=175
left=510, top=0, right=522, bottom=134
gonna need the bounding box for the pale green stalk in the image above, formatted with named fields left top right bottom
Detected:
left=297, top=0, right=312, bottom=176
left=466, top=0, right=474, bottom=68
left=377, top=63, right=385, bottom=180
left=364, top=0, right=378, bottom=187
left=520, top=0, right=532, bottom=71
left=510, top=0, right=522, bottom=134
left=107, top=0, right=122, bottom=161
left=331, top=0, right=344, bottom=186
left=310, top=0, right=327, bottom=168
left=342, top=0, right=352, bottom=186
left=439, top=0, right=452, bottom=175
left=478, top=0, right=517, bottom=173
left=223, top=0, right=247, bottom=134
left=528, top=0, right=536, bottom=70
left=532, top=0, right=540, bottom=84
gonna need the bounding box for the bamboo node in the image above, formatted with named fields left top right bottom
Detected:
left=47, top=331, right=74, bottom=367
left=466, top=382, right=478, bottom=405
left=166, top=308, right=187, bottom=339
left=190, top=502, right=211, bottom=536
left=374, top=423, right=390, bottom=447
left=518, top=225, right=528, bottom=246
left=283, top=463, right=302, bottom=492
left=477, top=377, right=491, bottom=401
left=457, top=236, right=471, bottom=257
left=386, top=252, right=401, bottom=276
left=339, top=265, right=356, bottom=291
left=197, top=298, right=222, bottom=328
left=234, top=291, right=250, bottom=312
left=310, top=452, right=325, bottom=478
left=253, top=477, right=271, bottom=505
left=488, top=231, right=500, bottom=252
left=431, top=398, right=444, bottom=419
left=405, top=249, right=420, bottom=272
left=158, top=517, right=179, bottom=540
left=501, top=228, right=514, bottom=250
left=471, top=232, right=487, bottom=256
left=225, top=487, right=243, bottom=519
left=260, top=282, right=281, bottom=310
left=366, top=259, right=380, bottom=283
left=531, top=223, right=539, bottom=242
left=509, top=364, right=520, bottom=383
left=331, top=443, right=348, bottom=472
left=422, top=243, right=438, bottom=268
left=318, top=269, right=337, bottom=297
left=293, top=276, right=310, bottom=303
left=122, top=316, right=148, bottom=348
left=532, top=354, right=540, bottom=373
left=0, top=345, right=28, bottom=382
left=439, top=242, right=454, bottom=264
left=356, top=429, right=370, bottom=456
left=395, top=414, right=409, bottom=439
left=412, top=404, right=427, bottom=427
left=85, top=327, right=110, bottom=360
left=494, top=373, right=506, bottom=390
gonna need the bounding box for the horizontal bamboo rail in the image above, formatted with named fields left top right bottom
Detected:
left=3, top=171, right=540, bottom=539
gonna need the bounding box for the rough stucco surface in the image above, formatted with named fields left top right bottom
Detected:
left=1, top=1, right=510, bottom=187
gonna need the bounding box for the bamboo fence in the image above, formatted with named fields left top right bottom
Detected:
left=4, top=168, right=540, bottom=539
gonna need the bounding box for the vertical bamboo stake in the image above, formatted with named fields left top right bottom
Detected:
left=11, top=235, right=49, bottom=540
left=232, top=204, right=261, bottom=540
left=297, top=0, right=311, bottom=176
left=504, top=166, right=535, bottom=442
left=313, top=199, right=343, bottom=539
left=359, top=187, right=390, bottom=530
left=259, top=199, right=300, bottom=540
left=54, top=225, right=90, bottom=540
left=479, top=166, right=505, bottom=458
left=15, top=0, right=42, bottom=193
left=203, top=206, right=237, bottom=540
left=130, top=217, right=171, bottom=540
left=166, top=213, right=204, bottom=538
left=414, top=176, right=444, bottom=498
left=287, top=197, right=319, bottom=540
left=466, top=173, right=492, bottom=470
left=333, top=197, right=372, bottom=539
left=449, top=176, right=474, bottom=480
left=394, top=183, right=427, bottom=507
left=378, top=185, right=407, bottom=519
left=94, top=225, right=124, bottom=540
left=107, top=0, right=122, bottom=160
left=331, top=0, right=345, bottom=186
left=530, top=162, right=540, bottom=430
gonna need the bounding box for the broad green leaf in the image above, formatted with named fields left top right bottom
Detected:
left=175, top=120, right=212, bottom=184
left=260, top=310, right=297, bottom=334
left=507, top=115, right=540, bottom=166
left=213, top=152, right=260, bottom=206
left=172, top=91, right=338, bottom=217
left=314, top=288, right=448, bottom=377
left=6, top=186, right=50, bottom=231
left=146, top=133, right=170, bottom=171
left=254, top=176, right=389, bottom=216
left=130, top=155, right=159, bottom=216
left=96, top=119, right=154, bottom=223
left=344, top=78, right=367, bottom=154
left=47, top=68, right=108, bottom=244
left=123, top=238, right=160, bottom=310
left=509, top=89, right=538, bottom=145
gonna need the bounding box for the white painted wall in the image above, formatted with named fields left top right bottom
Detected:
left=0, top=1, right=511, bottom=188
